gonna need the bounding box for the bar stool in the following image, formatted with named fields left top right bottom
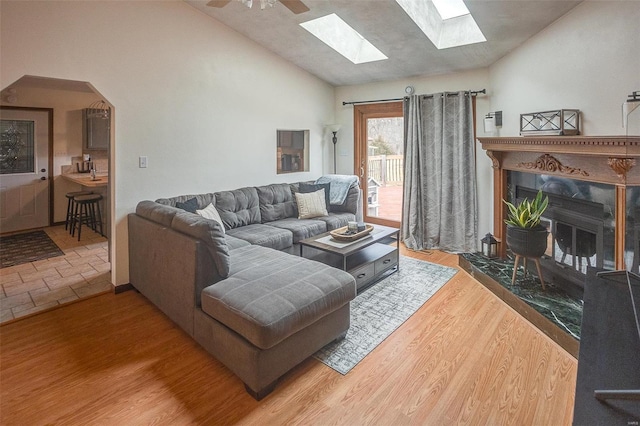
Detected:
left=65, top=191, right=93, bottom=232
left=70, top=194, right=104, bottom=241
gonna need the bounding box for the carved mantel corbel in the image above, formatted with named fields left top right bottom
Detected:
left=607, top=157, right=636, bottom=182
left=486, top=150, right=501, bottom=170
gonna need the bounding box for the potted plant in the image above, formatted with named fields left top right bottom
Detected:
left=503, top=190, right=549, bottom=258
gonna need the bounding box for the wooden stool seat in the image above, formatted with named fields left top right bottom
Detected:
left=70, top=193, right=103, bottom=241
left=511, top=255, right=546, bottom=290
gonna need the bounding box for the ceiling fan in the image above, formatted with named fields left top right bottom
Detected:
left=207, top=0, right=309, bottom=14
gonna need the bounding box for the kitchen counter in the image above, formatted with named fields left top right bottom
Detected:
left=62, top=173, right=108, bottom=188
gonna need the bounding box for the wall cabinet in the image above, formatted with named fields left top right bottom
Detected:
left=83, top=109, right=109, bottom=150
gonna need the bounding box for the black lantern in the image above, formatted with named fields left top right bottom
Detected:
left=481, top=233, right=498, bottom=258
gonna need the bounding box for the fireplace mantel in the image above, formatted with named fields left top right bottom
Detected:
left=478, top=135, right=640, bottom=268
left=479, top=135, right=640, bottom=155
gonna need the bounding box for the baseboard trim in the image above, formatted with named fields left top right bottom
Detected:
left=114, top=283, right=135, bottom=294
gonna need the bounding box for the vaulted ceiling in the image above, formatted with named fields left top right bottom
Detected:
left=185, top=0, right=582, bottom=86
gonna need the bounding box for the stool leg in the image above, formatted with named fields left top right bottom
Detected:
left=94, top=200, right=103, bottom=236
left=523, top=257, right=528, bottom=277
left=512, top=255, right=521, bottom=285
left=71, top=201, right=80, bottom=237
left=533, top=259, right=546, bottom=291
left=77, top=203, right=87, bottom=241
left=88, top=201, right=97, bottom=232
left=65, top=197, right=73, bottom=231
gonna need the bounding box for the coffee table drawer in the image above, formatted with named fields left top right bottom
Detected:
left=351, top=263, right=375, bottom=290
left=374, top=250, right=398, bottom=274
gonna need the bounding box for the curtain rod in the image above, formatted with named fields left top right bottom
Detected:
left=342, top=89, right=486, bottom=106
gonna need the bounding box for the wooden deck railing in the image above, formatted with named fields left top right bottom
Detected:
left=368, top=155, right=403, bottom=185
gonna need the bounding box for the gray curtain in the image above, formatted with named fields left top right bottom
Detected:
left=401, top=92, right=478, bottom=252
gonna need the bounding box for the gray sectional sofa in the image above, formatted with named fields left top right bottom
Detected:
left=128, top=178, right=361, bottom=399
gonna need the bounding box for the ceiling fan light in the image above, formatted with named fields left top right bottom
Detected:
left=260, top=0, right=277, bottom=9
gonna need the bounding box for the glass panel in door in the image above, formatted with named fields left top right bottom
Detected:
left=0, top=108, right=51, bottom=233
left=366, top=117, right=404, bottom=223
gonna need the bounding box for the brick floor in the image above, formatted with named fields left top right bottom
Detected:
left=0, top=225, right=111, bottom=324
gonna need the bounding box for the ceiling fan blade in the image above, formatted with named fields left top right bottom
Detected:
left=206, top=0, right=232, bottom=7
left=279, top=0, right=309, bottom=14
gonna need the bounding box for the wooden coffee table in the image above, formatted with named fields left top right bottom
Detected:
left=300, top=224, right=399, bottom=291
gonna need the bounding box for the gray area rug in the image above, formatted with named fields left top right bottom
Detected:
left=314, top=256, right=458, bottom=375
left=0, top=230, right=64, bottom=268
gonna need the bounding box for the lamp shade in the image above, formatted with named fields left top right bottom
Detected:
left=326, top=124, right=342, bottom=133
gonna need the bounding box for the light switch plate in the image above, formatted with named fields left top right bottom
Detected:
left=139, top=156, right=148, bottom=168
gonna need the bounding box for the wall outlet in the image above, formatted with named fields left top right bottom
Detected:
left=139, top=156, right=148, bottom=168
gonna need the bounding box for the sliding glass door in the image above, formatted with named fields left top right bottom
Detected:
left=353, top=102, right=404, bottom=228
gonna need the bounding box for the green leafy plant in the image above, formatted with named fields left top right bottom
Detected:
left=503, top=190, right=549, bottom=228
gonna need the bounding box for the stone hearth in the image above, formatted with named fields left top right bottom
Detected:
left=459, top=253, right=581, bottom=357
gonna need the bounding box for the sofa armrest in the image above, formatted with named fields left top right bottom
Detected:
left=128, top=213, right=223, bottom=336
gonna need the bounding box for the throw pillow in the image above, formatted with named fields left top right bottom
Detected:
left=299, top=182, right=331, bottom=211
left=175, top=197, right=198, bottom=213
left=196, top=203, right=225, bottom=234
left=295, top=189, right=328, bottom=219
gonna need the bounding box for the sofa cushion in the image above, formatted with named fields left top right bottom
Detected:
left=225, top=234, right=251, bottom=250
left=201, top=245, right=356, bottom=349
left=314, top=212, right=356, bottom=231
left=226, top=223, right=293, bottom=250
left=267, top=217, right=327, bottom=243
left=214, top=187, right=261, bottom=229
left=171, top=212, right=230, bottom=278
left=256, top=183, right=297, bottom=223
left=136, top=200, right=181, bottom=227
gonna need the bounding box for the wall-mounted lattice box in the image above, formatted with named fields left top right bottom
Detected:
left=520, top=109, right=580, bottom=136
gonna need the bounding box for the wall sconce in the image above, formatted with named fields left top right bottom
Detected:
left=483, top=111, right=502, bottom=135
left=481, top=233, right=498, bottom=258
left=325, top=124, right=341, bottom=174
left=622, top=91, right=639, bottom=128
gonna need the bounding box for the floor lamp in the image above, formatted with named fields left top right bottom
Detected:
left=326, top=124, right=341, bottom=174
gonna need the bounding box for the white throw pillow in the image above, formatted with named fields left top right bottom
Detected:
left=196, top=203, right=225, bottom=233
left=295, top=189, right=328, bottom=219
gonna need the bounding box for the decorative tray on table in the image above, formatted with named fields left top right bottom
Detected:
left=329, top=224, right=374, bottom=242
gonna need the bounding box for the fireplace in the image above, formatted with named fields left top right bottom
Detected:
left=479, top=135, right=640, bottom=295
left=512, top=180, right=610, bottom=297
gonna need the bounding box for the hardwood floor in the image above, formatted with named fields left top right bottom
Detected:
left=0, top=247, right=577, bottom=425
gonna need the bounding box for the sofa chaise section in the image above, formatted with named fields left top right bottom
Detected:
left=196, top=244, right=355, bottom=399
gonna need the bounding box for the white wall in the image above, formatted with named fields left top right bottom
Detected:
left=334, top=69, right=494, bottom=240
left=0, top=1, right=335, bottom=286
left=490, top=1, right=640, bottom=137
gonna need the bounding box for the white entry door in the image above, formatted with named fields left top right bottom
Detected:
left=0, top=108, right=51, bottom=234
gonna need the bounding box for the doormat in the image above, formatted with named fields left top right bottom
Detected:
left=314, top=256, right=457, bottom=374
left=0, top=230, right=65, bottom=268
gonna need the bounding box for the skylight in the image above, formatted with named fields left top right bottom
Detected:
left=395, top=0, right=486, bottom=49
left=300, top=14, right=388, bottom=64
left=432, top=0, right=470, bottom=20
